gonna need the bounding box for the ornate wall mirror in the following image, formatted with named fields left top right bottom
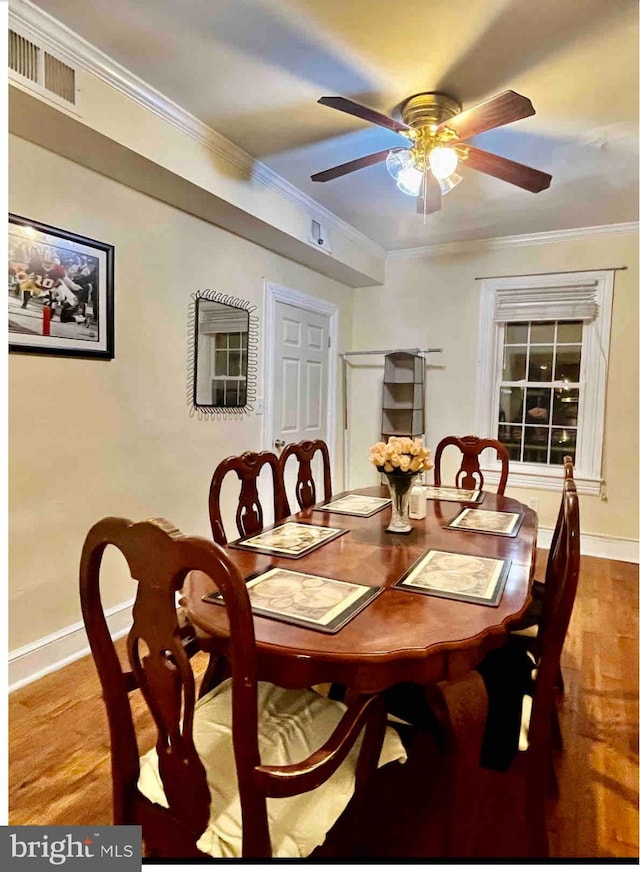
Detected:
left=189, top=290, right=257, bottom=418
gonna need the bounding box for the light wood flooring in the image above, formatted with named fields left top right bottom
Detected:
left=8, top=552, right=639, bottom=860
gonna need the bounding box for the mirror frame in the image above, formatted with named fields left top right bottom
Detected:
left=188, top=289, right=257, bottom=419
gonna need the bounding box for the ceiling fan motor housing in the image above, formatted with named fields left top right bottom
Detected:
left=400, top=92, right=462, bottom=133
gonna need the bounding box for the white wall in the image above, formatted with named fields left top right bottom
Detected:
left=350, top=230, right=639, bottom=548
left=9, top=134, right=354, bottom=651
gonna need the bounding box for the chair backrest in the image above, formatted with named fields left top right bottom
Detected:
left=208, top=450, right=285, bottom=545
left=527, top=477, right=580, bottom=761
left=278, top=440, right=332, bottom=517
left=544, top=456, right=575, bottom=586
left=433, top=435, right=510, bottom=495
left=80, top=516, right=265, bottom=855
left=81, top=516, right=388, bottom=859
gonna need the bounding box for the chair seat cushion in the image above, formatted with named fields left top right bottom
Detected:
left=137, top=679, right=407, bottom=858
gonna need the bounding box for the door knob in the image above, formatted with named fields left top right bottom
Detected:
left=274, top=439, right=285, bottom=450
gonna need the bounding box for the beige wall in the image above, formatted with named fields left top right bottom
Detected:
left=9, top=134, right=354, bottom=650
left=350, top=231, right=639, bottom=544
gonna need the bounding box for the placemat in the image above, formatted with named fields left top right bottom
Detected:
left=202, top=566, right=380, bottom=633
left=445, top=507, right=524, bottom=537
left=315, top=494, right=391, bottom=517
left=393, top=549, right=510, bottom=606
left=423, top=486, right=485, bottom=503
left=230, top=521, right=347, bottom=558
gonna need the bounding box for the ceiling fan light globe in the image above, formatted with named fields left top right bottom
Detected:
left=396, top=166, right=423, bottom=196
left=438, top=171, right=463, bottom=196
left=429, top=146, right=458, bottom=179
left=385, top=148, right=415, bottom=181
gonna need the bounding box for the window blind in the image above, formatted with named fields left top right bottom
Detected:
left=493, top=281, right=599, bottom=322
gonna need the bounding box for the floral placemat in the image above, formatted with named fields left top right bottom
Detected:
left=202, top=567, right=380, bottom=633
left=445, top=508, right=524, bottom=537
left=315, top=494, right=391, bottom=517
left=393, top=549, right=510, bottom=606
left=230, top=521, right=347, bottom=558
left=423, top=486, right=485, bottom=503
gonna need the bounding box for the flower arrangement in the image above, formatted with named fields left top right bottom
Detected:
left=369, top=436, right=434, bottom=475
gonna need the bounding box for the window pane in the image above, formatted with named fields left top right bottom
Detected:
left=528, top=347, right=553, bottom=380
left=530, top=322, right=554, bottom=343
left=557, top=321, right=582, bottom=343
left=216, top=334, right=229, bottom=350
left=502, top=347, right=527, bottom=381
left=229, top=333, right=241, bottom=349
left=212, top=381, right=225, bottom=405
left=498, top=424, right=522, bottom=461
left=215, top=350, right=227, bottom=375
left=524, top=426, right=549, bottom=463
left=505, top=323, right=528, bottom=344
left=238, top=382, right=247, bottom=405
left=553, top=388, right=579, bottom=427
left=500, top=386, right=524, bottom=424
left=225, top=381, right=239, bottom=406
left=525, top=388, right=551, bottom=421
left=554, top=347, right=581, bottom=382
left=228, top=351, right=241, bottom=376
left=550, top=427, right=576, bottom=462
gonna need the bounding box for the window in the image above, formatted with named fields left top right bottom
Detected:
left=211, top=331, right=247, bottom=407
left=476, top=270, right=614, bottom=494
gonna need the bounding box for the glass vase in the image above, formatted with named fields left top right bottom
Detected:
left=384, top=472, right=418, bottom=534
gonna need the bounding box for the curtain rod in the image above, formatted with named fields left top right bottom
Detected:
left=341, top=347, right=442, bottom=357
left=474, top=266, right=627, bottom=281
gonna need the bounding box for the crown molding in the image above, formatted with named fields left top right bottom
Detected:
left=388, top=222, right=640, bottom=260
left=9, top=0, right=385, bottom=261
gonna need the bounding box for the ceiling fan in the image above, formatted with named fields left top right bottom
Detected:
left=311, top=90, right=552, bottom=217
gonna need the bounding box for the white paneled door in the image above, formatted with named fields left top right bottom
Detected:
left=272, top=299, right=330, bottom=452
left=264, top=283, right=338, bottom=517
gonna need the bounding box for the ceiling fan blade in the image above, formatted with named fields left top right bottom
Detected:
left=417, top=169, right=441, bottom=215
left=318, top=96, right=410, bottom=134
left=438, top=90, right=535, bottom=141
left=463, top=144, right=552, bottom=192
left=311, top=149, right=392, bottom=182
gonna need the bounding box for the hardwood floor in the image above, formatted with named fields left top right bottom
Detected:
left=8, top=552, right=639, bottom=860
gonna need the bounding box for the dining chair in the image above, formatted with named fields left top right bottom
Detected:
left=433, top=434, right=510, bottom=495
left=80, top=516, right=407, bottom=859
left=433, top=475, right=581, bottom=857
left=208, top=450, right=286, bottom=546
left=509, top=456, right=575, bottom=703
left=278, top=439, right=333, bottom=517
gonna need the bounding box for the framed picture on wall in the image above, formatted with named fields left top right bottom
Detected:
left=8, top=213, right=114, bottom=359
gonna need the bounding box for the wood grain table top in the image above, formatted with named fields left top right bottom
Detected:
left=182, top=486, right=537, bottom=693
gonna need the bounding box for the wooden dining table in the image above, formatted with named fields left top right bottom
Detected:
left=182, top=486, right=537, bottom=695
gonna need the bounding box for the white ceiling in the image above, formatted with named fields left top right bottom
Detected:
left=28, top=0, right=639, bottom=251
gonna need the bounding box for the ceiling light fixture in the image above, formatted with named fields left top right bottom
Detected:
left=311, top=90, right=552, bottom=219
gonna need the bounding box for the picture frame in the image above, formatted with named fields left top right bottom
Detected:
left=8, top=214, right=114, bottom=359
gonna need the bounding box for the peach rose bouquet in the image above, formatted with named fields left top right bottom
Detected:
left=369, top=436, right=433, bottom=475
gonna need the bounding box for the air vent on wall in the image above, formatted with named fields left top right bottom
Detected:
left=9, top=27, right=78, bottom=108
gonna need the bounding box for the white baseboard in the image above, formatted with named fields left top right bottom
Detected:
left=537, top=528, right=639, bottom=563
left=8, top=599, right=134, bottom=693
left=9, top=528, right=639, bottom=692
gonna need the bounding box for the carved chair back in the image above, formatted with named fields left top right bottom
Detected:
left=208, top=450, right=285, bottom=545
left=278, top=440, right=332, bottom=517
left=433, top=435, right=510, bottom=495
left=80, top=516, right=388, bottom=858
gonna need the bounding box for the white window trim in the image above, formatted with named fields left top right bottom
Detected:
left=475, top=270, right=614, bottom=495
